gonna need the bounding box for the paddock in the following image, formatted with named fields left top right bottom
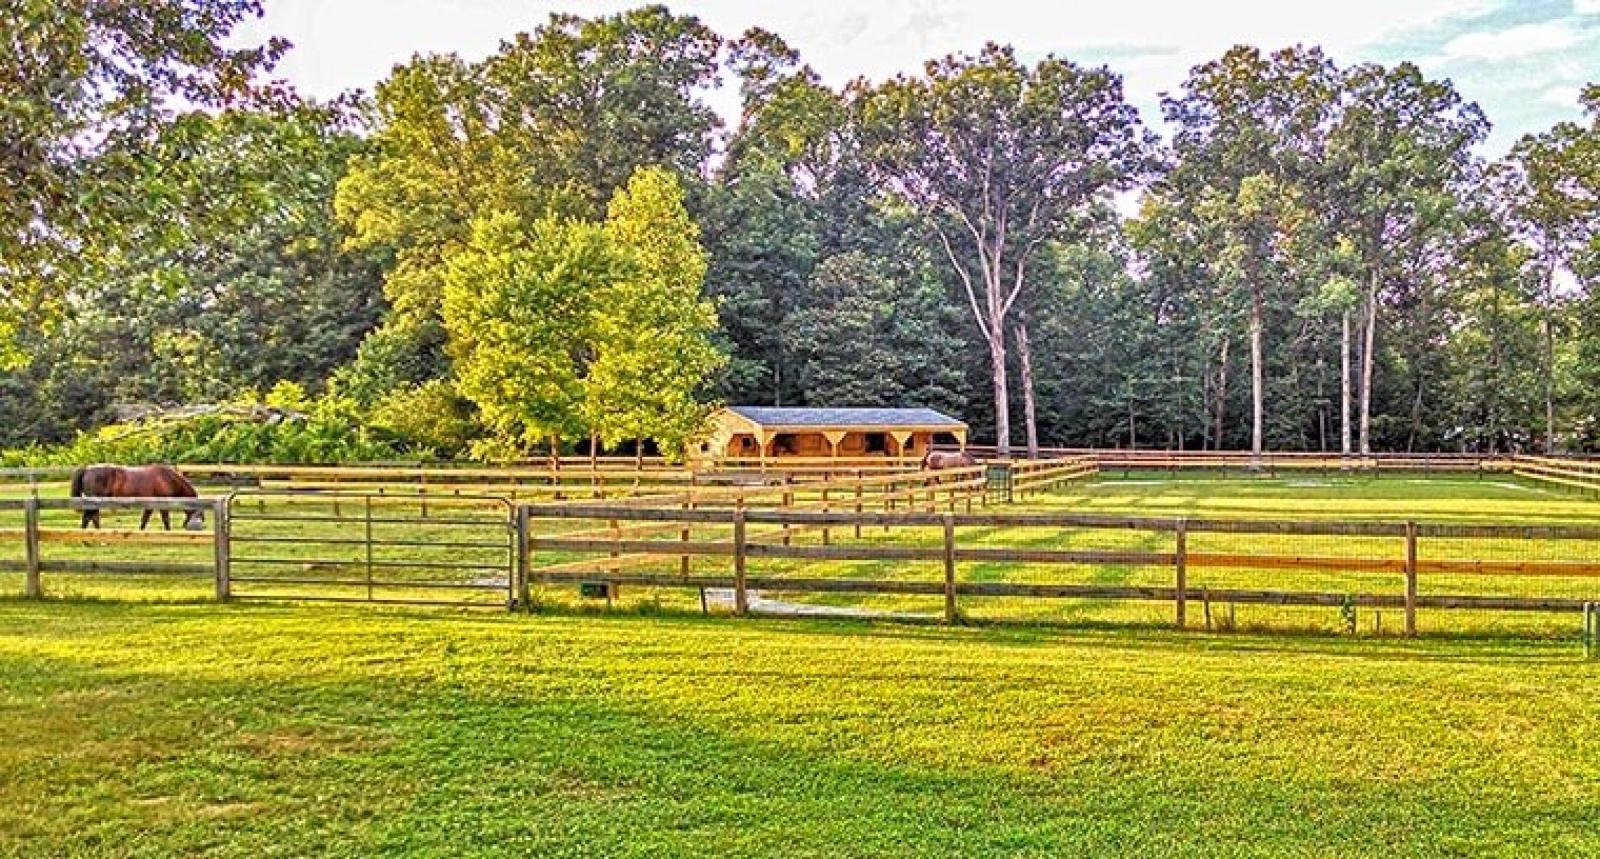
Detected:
left=5, top=455, right=1600, bottom=640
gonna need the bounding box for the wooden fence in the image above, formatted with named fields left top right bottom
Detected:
left=4, top=486, right=1600, bottom=639
left=16, top=451, right=1600, bottom=502
left=523, top=505, right=1600, bottom=636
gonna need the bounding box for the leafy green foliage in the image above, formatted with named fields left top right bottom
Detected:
left=333, top=6, right=724, bottom=398
left=442, top=170, right=723, bottom=458
left=443, top=213, right=616, bottom=450
left=0, top=0, right=287, bottom=356
left=1, top=401, right=400, bottom=467
left=587, top=168, right=725, bottom=457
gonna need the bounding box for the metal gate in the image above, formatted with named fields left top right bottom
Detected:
left=224, top=491, right=516, bottom=607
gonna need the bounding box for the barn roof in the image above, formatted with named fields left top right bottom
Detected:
left=724, top=406, right=966, bottom=429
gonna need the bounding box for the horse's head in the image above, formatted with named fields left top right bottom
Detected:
left=184, top=508, right=206, bottom=531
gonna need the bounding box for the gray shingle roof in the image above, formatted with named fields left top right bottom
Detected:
left=726, top=406, right=965, bottom=428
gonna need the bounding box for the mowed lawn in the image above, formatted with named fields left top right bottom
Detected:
left=2, top=600, right=1598, bottom=858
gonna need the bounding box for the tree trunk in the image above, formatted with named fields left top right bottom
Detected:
left=1214, top=337, right=1229, bottom=450
left=1340, top=308, right=1352, bottom=456
left=1543, top=300, right=1556, bottom=455
left=988, top=329, right=1012, bottom=458
left=1359, top=271, right=1378, bottom=455
left=1016, top=319, right=1038, bottom=459
left=1249, top=287, right=1265, bottom=460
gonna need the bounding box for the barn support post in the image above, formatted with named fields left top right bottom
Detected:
left=1404, top=521, right=1418, bottom=637
left=942, top=513, right=958, bottom=624
left=212, top=497, right=230, bottom=602
left=23, top=496, right=41, bottom=598
left=733, top=506, right=748, bottom=616
left=1174, top=519, right=1187, bottom=628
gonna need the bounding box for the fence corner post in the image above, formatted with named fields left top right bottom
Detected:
left=942, top=512, right=957, bottom=624
left=1404, top=520, right=1418, bottom=637
left=23, top=495, right=41, bottom=599
left=1174, top=518, right=1188, bottom=629
left=212, top=497, right=230, bottom=602
left=733, top=506, right=748, bottom=616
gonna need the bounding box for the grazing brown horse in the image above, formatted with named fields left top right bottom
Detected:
left=921, top=450, right=977, bottom=470
left=70, top=465, right=205, bottom=530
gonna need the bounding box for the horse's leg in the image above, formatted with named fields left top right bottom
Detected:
left=92, top=510, right=102, bottom=529
left=80, top=509, right=92, bottom=529
left=140, top=509, right=152, bottom=530
left=161, top=510, right=171, bottom=531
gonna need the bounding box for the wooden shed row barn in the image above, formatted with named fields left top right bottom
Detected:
left=702, top=406, right=968, bottom=465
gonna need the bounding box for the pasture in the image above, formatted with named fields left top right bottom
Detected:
left=1, top=600, right=1597, bottom=857
left=3, top=470, right=1600, bottom=855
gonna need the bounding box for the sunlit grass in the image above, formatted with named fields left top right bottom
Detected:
left=0, top=600, right=1596, bottom=857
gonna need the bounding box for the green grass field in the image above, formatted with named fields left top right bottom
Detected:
left=1, top=601, right=1597, bottom=857
left=2, top=473, right=1600, bottom=856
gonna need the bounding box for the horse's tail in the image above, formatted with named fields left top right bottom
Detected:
left=70, top=467, right=86, bottom=498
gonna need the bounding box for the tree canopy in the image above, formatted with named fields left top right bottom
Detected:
left=3, top=5, right=1599, bottom=460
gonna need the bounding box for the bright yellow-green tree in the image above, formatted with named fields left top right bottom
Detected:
left=585, top=168, right=725, bottom=458
left=441, top=168, right=723, bottom=459
left=441, top=212, right=618, bottom=454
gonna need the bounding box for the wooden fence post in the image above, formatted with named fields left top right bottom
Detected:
left=1583, top=602, right=1593, bottom=659
left=364, top=494, right=375, bottom=601
left=1174, top=519, right=1187, bottom=628
left=23, top=496, right=40, bottom=598
left=733, top=506, right=748, bottom=616
left=679, top=500, right=692, bottom=577
left=608, top=516, right=621, bottom=573
left=212, top=497, right=230, bottom=602
left=1404, top=521, right=1418, bottom=637
left=516, top=505, right=533, bottom=612
left=821, top=487, right=831, bottom=546
left=942, top=513, right=957, bottom=624
left=854, top=475, right=864, bottom=540
left=781, top=477, right=793, bottom=547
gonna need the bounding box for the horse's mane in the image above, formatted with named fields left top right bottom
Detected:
left=163, top=465, right=199, bottom=497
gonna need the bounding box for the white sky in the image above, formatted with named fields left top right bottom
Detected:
left=233, top=0, right=1599, bottom=156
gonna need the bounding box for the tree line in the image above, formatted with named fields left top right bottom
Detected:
left=2, top=2, right=1596, bottom=460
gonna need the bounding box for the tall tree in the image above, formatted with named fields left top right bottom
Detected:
left=335, top=6, right=723, bottom=400
left=586, top=168, right=725, bottom=458
left=1495, top=87, right=1599, bottom=452
left=0, top=0, right=286, bottom=364
left=856, top=43, right=1149, bottom=455
left=1154, top=46, right=1340, bottom=458
left=1327, top=62, right=1487, bottom=453
left=441, top=213, right=614, bottom=454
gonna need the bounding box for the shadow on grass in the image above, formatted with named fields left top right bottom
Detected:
left=1, top=592, right=1587, bottom=667
left=1, top=642, right=1596, bottom=858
